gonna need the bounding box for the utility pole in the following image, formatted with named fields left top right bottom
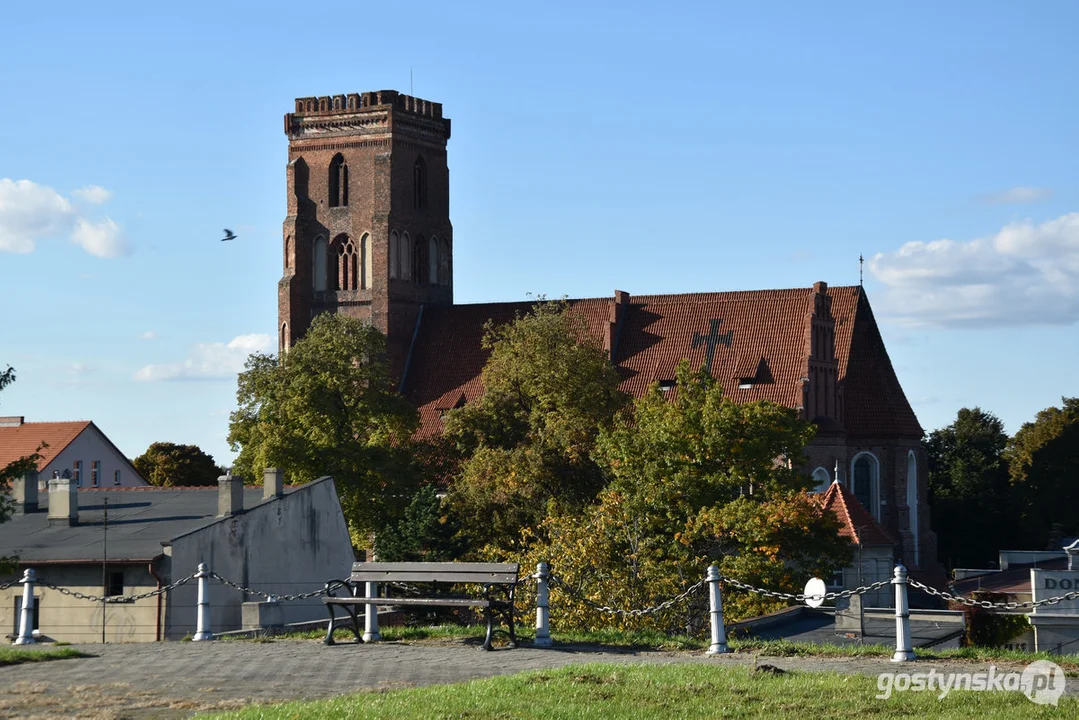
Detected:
left=101, top=497, right=108, bottom=644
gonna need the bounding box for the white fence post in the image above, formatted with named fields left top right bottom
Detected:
left=363, top=581, right=381, bottom=642
left=891, top=563, right=915, bottom=662
left=14, top=569, right=37, bottom=645
left=705, top=564, right=729, bottom=655
left=192, top=563, right=214, bottom=641
left=533, top=562, right=553, bottom=648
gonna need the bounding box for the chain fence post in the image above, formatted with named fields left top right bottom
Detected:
left=14, top=569, right=37, bottom=645
left=192, top=563, right=214, bottom=641
left=705, top=564, right=729, bottom=655
left=891, top=563, right=915, bottom=662
left=363, top=581, right=381, bottom=642
left=533, top=562, right=553, bottom=648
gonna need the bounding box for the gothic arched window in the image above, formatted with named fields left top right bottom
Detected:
left=360, top=233, right=372, bottom=289
left=401, top=232, right=412, bottom=281
left=413, top=156, right=427, bottom=210
left=439, top=237, right=450, bottom=285
left=332, top=234, right=357, bottom=291
left=413, top=234, right=428, bottom=284
left=313, top=236, right=328, bottom=291
left=907, top=450, right=919, bottom=566
left=280, top=323, right=289, bottom=354
left=329, top=154, right=348, bottom=207
left=429, top=236, right=439, bottom=284
left=811, top=467, right=830, bottom=493
left=851, top=452, right=880, bottom=519
left=389, top=231, right=399, bottom=279
left=284, top=235, right=292, bottom=270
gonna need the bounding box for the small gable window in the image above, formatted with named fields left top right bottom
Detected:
left=73, top=460, right=82, bottom=486
left=91, top=460, right=100, bottom=487
left=114, top=470, right=122, bottom=486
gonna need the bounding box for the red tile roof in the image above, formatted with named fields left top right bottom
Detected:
left=818, top=480, right=896, bottom=547
left=0, top=420, right=91, bottom=472
left=403, top=285, right=922, bottom=441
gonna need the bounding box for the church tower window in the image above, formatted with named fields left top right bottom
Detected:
left=413, top=156, right=427, bottom=210
left=329, top=154, right=348, bottom=207
left=851, top=452, right=880, bottom=520
left=811, top=467, right=830, bottom=493
left=429, top=236, right=439, bottom=285
left=401, top=232, right=412, bottom=281
left=333, top=234, right=357, bottom=291
left=439, top=237, right=450, bottom=285
left=389, top=231, right=399, bottom=279
left=361, top=233, right=372, bottom=289
left=414, top=235, right=428, bottom=284
left=313, top=236, right=328, bottom=291
left=907, top=450, right=919, bottom=566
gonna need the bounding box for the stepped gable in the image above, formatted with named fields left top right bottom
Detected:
left=819, top=480, right=896, bottom=546
left=404, top=285, right=922, bottom=441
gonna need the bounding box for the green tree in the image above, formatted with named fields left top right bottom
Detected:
left=529, top=361, right=852, bottom=628
left=1005, top=398, right=1079, bottom=548
left=376, top=485, right=466, bottom=561
left=1, top=367, right=42, bottom=573
left=925, top=407, right=1017, bottom=568
left=132, top=442, right=223, bottom=487
left=227, top=314, right=419, bottom=543
left=443, top=300, right=628, bottom=554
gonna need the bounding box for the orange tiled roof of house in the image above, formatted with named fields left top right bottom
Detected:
left=0, top=419, right=91, bottom=471
left=818, top=480, right=896, bottom=547
left=402, top=285, right=922, bottom=441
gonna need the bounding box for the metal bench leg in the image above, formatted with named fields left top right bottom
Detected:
left=324, top=604, right=337, bottom=646
left=482, top=605, right=495, bottom=651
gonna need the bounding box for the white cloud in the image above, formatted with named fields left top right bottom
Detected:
left=0, top=178, right=76, bottom=252
left=134, top=333, right=274, bottom=382
left=979, top=186, right=1052, bottom=205
left=140, top=331, right=158, bottom=341
left=72, top=217, right=129, bottom=258
left=0, top=178, right=127, bottom=256
left=870, top=212, right=1079, bottom=327
left=73, top=185, right=113, bottom=204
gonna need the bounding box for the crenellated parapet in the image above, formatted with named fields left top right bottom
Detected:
left=286, top=90, right=449, bottom=141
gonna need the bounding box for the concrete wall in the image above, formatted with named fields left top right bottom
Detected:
left=1, top=564, right=160, bottom=643
left=41, top=425, right=145, bottom=489
left=164, top=476, right=354, bottom=639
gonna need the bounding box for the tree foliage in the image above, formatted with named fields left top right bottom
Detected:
left=523, top=361, right=852, bottom=628
left=133, top=442, right=223, bottom=487
left=1004, top=397, right=1079, bottom=548
left=926, top=407, right=1017, bottom=568
left=1, top=366, right=41, bottom=573
left=228, top=314, right=419, bottom=542
left=443, top=300, right=628, bottom=553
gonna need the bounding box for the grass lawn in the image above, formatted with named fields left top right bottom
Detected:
left=0, top=646, right=89, bottom=666
left=198, top=662, right=1072, bottom=719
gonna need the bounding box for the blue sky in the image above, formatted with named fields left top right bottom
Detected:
left=2, top=1, right=1077, bottom=467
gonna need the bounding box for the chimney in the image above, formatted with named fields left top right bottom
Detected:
left=218, top=469, right=243, bottom=517
left=263, top=467, right=284, bottom=500
left=1066, top=539, right=1079, bottom=571
left=14, top=470, right=38, bottom=513
left=603, top=290, right=630, bottom=359
left=47, top=471, right=78, bottom=526
left=0, top=416, right=24, bottom=427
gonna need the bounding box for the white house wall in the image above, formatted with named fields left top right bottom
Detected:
left=164, top=477, right=354, bottom=639
left=43, top=425, right=145, bottom=488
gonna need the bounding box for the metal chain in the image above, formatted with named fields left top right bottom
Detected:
left=718, top=575, right=890, bottom=602
left=550, top=575, right=705, bottom=617
left=909, top=579, right=1079, bottom=610
left=210, top=572, right=340, bottom=601
left=38, top=574, right=196, bottom=604
left=0, top=580, right=13, bottom=591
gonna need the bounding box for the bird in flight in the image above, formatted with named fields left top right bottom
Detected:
left=222, top=229, right=237, bottom=242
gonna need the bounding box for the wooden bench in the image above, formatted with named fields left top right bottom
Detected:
left=323, top=562, right=520, bottom=651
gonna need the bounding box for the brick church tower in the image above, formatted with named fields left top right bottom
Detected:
left=278, top=90, right=452, bottom=377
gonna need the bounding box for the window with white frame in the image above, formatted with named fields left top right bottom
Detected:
left=114, top=469, right=122, bottom=486
left=91, top=460, right=100, bottom=487
left=811, top=466, right=831, bottom=493
left=72, top=460, right=82, bottom=486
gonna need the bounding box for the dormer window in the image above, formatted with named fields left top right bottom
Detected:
left=658, top=380, right=675, bottom=392
left=738, top=379, right=754, bottom=389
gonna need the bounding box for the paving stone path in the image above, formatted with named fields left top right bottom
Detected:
left=1, top=639, right=1073, bottom=718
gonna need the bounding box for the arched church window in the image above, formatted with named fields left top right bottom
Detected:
left=907, top=450, right=919, bottom=566
left=811, top=467, right=830, bottom=493
left=413, top=234, right=428, bottom=284
left=332, top=234, right=357, bottom=291
left=313, top=236, right=328, bottom=292
left=429, top=236, right=439, bottom=284
left=389, top=231, right=399, bottom=279
left=401, top=232, right=412, bottom=281
left=360, top=233, right=372, bottom=289
left=284, top=235, right=292, bottom=270
left=413, top=156, right=427, bottom=210
left=851, top=452, right=879, bottom=519
left=280, top=323, right=289, bottom=354
left=439, top=237, right=450, bottom=285
left=329, top=154, right=348, bottom=207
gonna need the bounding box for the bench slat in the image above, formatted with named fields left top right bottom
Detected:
left=349, top=571, right=518, bottom=583
left=325, top=597, right=491, bottom=608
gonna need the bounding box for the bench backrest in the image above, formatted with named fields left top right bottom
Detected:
left=350, top=562, right=519, bottom=584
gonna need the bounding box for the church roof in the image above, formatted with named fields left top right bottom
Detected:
left=402, top=284, right=922, bottom=441
left=818, top=480, right=896, bottom=547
